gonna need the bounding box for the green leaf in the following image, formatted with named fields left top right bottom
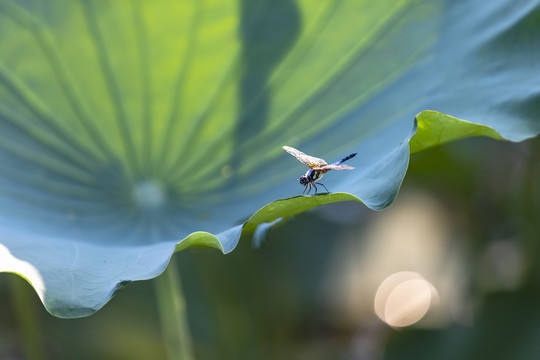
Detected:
left=0, top=0, right=539, bottom=317
left=411, top=110, right=505, bottom=154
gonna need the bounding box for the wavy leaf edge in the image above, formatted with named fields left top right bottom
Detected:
left=191, top=109, right=514, bottom=256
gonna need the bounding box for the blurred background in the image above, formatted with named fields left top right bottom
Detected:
left=1, top=133, right=539, bottom=359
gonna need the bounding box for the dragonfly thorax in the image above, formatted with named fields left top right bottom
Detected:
left=299, top=169, right=324, bottom=186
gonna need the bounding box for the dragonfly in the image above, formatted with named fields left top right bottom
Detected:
left=282, top=145, right=357, bottom=194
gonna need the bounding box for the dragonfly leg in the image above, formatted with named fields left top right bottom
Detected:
left=313, top=183, right=318, bottom=194
left=318, top=182, right=329, bottom=193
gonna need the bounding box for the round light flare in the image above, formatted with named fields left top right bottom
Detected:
left=374, top=271, right=438, bottom=327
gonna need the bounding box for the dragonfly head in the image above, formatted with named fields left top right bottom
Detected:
left=299, top=175, right=309, bottom=186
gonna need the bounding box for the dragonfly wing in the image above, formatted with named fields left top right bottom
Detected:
left=282, top=146, right=327, bottom=168
left=320, top=164, right=354, bottom=170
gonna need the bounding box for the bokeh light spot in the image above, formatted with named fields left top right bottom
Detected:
left=374, top=271, right=438, bottom=327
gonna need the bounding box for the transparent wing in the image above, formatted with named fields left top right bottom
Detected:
left=320, top=164, right=354, bottom=171
left=282, top=146, right=327, bottom=168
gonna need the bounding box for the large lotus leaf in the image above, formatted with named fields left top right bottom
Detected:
left=0, top=0, right=539, bottom=318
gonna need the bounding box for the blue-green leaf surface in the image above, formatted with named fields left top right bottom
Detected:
left=0, top=0, right=539, bottom=317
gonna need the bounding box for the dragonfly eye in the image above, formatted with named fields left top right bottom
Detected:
left=299, top=176, right=309, bottom=185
